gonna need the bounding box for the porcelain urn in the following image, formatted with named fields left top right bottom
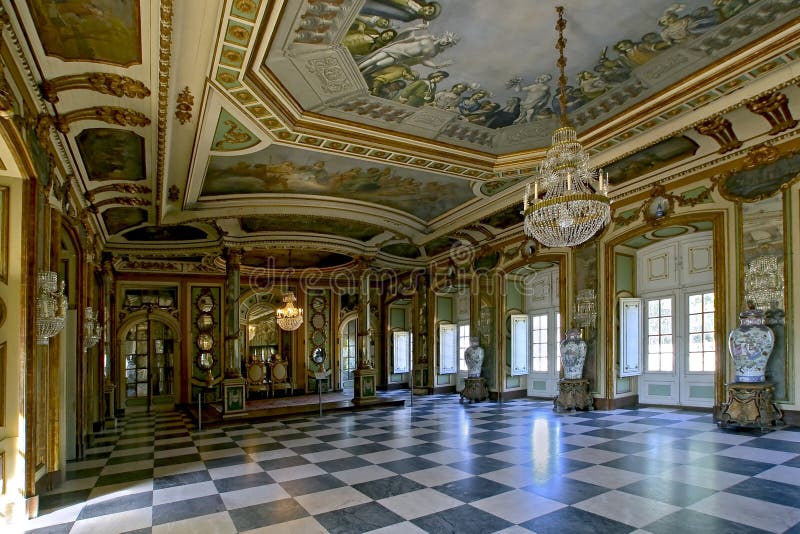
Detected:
left=728, top=308, right=774, bottom=383
left=560, top=329, right=587, bottom=380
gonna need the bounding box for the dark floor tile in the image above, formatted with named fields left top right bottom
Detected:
left=667, top=438, right=733, bottom=453
left=398, top=443, right=450, bottom=457
left=646, top=427, right=699, bottom=438
left=726, top=477, right=800, bottom=508
left=229, top=498, right=309, bottom=530
left=271, top=432, right=309, bottom=442
left=690, top=454, right=773, bottom=476
left=290, top=443, right=335, bottom=455
left=522, top=477, right=609, bottom=504
left=65, top=467, right=104, bottom=480
left=618, top=478, right=717, bottom=507
left=448, top=456, right=513, bottom=475
left=316, top=456, right=371, bottom=473
left=258, top=455, right=307, bottom=471
left=742, top=437, right=800, bottom=454
left=521, top=506, right=634, bottom=534
left=467, top=442, right=514, bottom=456
left=644, top=509, right=771, bottom=534
left=582, top=428, right=635, bottom=439
left=353, top=475, right=424, bottom=500
left=153, top=452, right=202, bottom=468
left=241, top=441, right=284, bottom=454
left=154, top=469, right=212, bottom=490
left=316, top=501, right=405, bottom=534
left=342, top=442, right=390, bottom=456
left=152, top=494, right=226, bottom=525
left=279, top=474, right=346, bottom=496
left=95, top=468, right=154, bottom=487
left=590, top=439, right=653, bottom=454
left=24, top=522, right=74, bottom=533
left=153, top=441, right=194, bottom=452
left=630, top=417, right=681, bottom=426
left=473, top=421, right=515, bottom=430
left=113, top=441, right=155, bottom=451
left=212, top=471, right=273, bottom=493
left=470, top=430, right=514, bottom=441
left=572, top=419, right=620, bottom=428
left=379, top=456, right=439, bottom=474
left=410, top=431, right=459, bottom=443
left=601, top=454, right=675, bottom=476
left=105, top=452, right=154, bottom=465
left=203, top=454, right=252, bottom=470
left=77, top=491, right=152, bottom=520
left=413, top=504, right=512, bottom=534
left=315, top=432, right=353, bottom=443
left=195, top=441, right=237, bottom=453
left=434, top=476, right=513, bottom=503
left=38, top=489, right=92, bottom=513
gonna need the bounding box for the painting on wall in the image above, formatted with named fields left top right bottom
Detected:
left=102, top=206, right=147, bottom=235
left=202, top=145, right=475, bottom=221
left=344, top=0, right=777, bottom=128
left=605, top=136, right=699, bottom=185
left=721, top=151, right=800, bottom=202
left=77, top=129, right=146, bottom=182
left=241, top=215, right=385, bottom=241
left=27, top=0, right=142, bottom=66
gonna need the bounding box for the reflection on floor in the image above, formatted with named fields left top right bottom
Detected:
left=23, top=394, right=800, bottom=533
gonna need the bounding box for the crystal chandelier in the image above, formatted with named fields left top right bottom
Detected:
left=744, top=255, right=783, bottom=310
left=84, top=306, right=102, bottom=349
left=522, top=6, right=610, bottom=248
left=276, top=291, right=304, bottom=331
left=36, top=271, right=67, bottom=345
left=574, top=289, right=597, bottom=328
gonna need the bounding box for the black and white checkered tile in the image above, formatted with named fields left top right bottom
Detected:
left=21, top=394, right=800, bottom=533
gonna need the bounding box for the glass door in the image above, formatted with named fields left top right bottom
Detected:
left=123, top=318, right=175, bottom=411
left=340, top=317, right=357, bottom=393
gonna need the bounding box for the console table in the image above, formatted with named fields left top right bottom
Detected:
left=554, top=378, right=593, bottom=413
left=460, top=377, right=489, bottom=403
left=718, top=381, right=784, bottom=432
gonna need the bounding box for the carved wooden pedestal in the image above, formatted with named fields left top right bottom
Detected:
left=554, top=378, right=593, bottom=413
left=718, top=382, right=784, bottom=432
left=460, top=377, right=489, bottom=403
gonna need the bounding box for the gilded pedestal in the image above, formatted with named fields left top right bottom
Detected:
left=222, top=377, right=246, bottom=415
left=554, top=378, right=593, bottom=413
left=460, top=377, right=489, bottom=403
left=352, top=368, right=378, bottom=405
left=718, top=382, right=784, bottom=431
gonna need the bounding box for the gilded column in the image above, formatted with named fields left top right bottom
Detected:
left=222, top=248, right=246, bottom=414
left=353, top=261, right=378, bottom=404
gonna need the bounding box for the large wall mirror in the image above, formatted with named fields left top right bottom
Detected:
left=740, top=193, right=789, bottom=401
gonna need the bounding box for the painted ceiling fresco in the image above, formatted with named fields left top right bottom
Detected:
left=102, top=207, right=147, bottom=236
left=242, top=249, right=353, bottom=270
left=240, top=215, right=386, bottom=242
left=121, top=225, right=208, bottom=242
left=201, top=145, right=476, bottom=221
left=26, top=0, right=141, bottom=66
left=347, top=0, right=779, bottom=129
left=76, top=128, right=146, bottom=182
left=605, top=136, right=699, bottom=186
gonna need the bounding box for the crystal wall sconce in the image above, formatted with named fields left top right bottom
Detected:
left=84, top=306, right=101, bottom=349
left=35, top=271, right=67, bottom=345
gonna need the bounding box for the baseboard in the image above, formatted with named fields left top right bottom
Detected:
left=433, top=385, right=456, bottom=394
left=499, top=389, right=527, bottom=401
left=594, top=395, right=639, bottom=411
left=385, top=383, right=408, bottom=391
left=780, top=409, right=800, bottom=426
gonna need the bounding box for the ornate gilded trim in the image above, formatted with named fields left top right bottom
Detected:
left=84, top=183, right=152, bottom=203
left=175, top=86, right=193, bottom=125
left=745, top=91, right=798, bottom=135
left=694, top=115, right=742, bottom=154
left=41, top=73, right=150, bottom=103
left=88, top=196, right=151, bottom=212
left=611, top=182, right=716, bottom=228
left=714, top=143, right=800, bottom=203
left=155, top=0, right=174, bottom=222
left=53, top=107, right=151, bottom=133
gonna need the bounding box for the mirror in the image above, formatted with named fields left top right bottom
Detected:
left=197, top=294, right=214, bottom=313
left=197, top=332, right=214, bottom=351
left=197, top=351, right=214, bottom=370
left=197, top=313, right=213, bottom=330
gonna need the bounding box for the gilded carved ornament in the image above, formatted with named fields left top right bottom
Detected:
left=175, top=86, right=193, bottom=125
left=41, top=73, right=151, bottom=103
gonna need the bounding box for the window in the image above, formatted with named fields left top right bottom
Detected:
left=531, top=314, right=548, bottom=372
left=688, top=292, right=715, bottom=372
left=458, top=322, right=470, bottom=371
left=393, top=331, right=411, bottom=373
left=439, top=323, right=457, bottom=374
left=556, top=312, right=562, bottom=372
left=647, top=297, right=674, bottom=372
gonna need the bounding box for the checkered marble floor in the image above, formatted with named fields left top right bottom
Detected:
left=20, top=394, right=800, bottom=534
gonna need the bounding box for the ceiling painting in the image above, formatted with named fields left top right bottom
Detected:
left=211, top=109, right=260, bottom=152
left=480, top=204, right=524, bottom=230
left=102, top=206, right=147, bottom=235
left=121, top=225, right=208, bottom=242
left=242, top=249, right=353, bottom=270
left=381, top=243, right=422, bottom=259
left=719, top=150, right=800, bottom=201
left=76, top=128, right=146, bottom=182
left=605, top=135, right=699, bottom=186
left=240, top=215, right=385, bottom=242
left=201, top=145, right=476, bottom=221
left=423, top=236, right=458, bottom=257
left=347, top=0, right=775, bottom=130
left=26, top=0, right=142, bottom=66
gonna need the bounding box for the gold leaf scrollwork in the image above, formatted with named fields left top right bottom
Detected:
left=213, top=120, right=252, bottom=149
left=175, top=86, right=193, bottom=125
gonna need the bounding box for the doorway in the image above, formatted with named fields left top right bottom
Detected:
left=339, top=315, right=357, bottom=394
left=120, top=312, right=177, bottom=412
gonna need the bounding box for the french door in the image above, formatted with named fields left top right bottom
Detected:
left=122, top=318, right=176, bottom=411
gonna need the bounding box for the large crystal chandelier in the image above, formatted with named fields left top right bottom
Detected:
left=276, top=291, right=304, bottom=331
left=523, top=6, right=610, bottom=248
left=744, top=255, right=783, bottom=310
left=84, top=306, right=102, bottom=349
left=36, top=271, right=67, bottom=345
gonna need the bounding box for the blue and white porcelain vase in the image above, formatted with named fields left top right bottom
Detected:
left=728, top=308, right=774, bottom=383
left=560, top=329, right=586, bottom=379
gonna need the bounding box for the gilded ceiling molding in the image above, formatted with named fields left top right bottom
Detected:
left=745, top=91, right=797, bottom=135
left=40, top=73, right=151, bottom=103
left=53, top=107, right=151, bottom=133
left=87, top=197, right=151, bottom=213
left=175, top=86, right=193, bottom=125
left=84, top=183, right=152, bottom=203
left=167, top=185, right=180, bottom=202
left=741, top=143, right=780, bottom=169
left=155, top=0, right=175, bottom=222
left=611, top=182, right=716, bottom=228
left=335, top=98, right=412, bottom=123
left=713, top=142, right=800, bottom=203
left=694, top=115, right=742, bottom=154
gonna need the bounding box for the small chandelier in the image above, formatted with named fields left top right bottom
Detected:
left=744, top=255, right=783, bottom=310
left=84, top=306, right=101, bottom=350
left=574, top=289, right=597, bottom=328
left=36, top=271, right=67, bottom=345
left=523, top=6, right=610, bottom=248
left=276, top=291, right=304, bottom=331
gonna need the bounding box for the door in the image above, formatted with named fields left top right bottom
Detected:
left=340, top=317, right=357, bottom=393
left=122, top=318, right=176, bottom=411
left=638, top=233, right=715, bottom=407
left=525, top=266, right=561, bottom=397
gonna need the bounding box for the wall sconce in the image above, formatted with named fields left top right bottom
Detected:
left=84, top=306, right=101, bottom=350
left=744, top=255, right=784, bottom=311
left=36, top=271, right=67, bottom=345
left=574, top=289, right=597, bottom=328
left=276, top=291, right=303, bottom=331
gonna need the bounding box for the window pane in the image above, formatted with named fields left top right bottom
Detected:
left=648, top=300, right=659, bottom=316
left=660, top=317, right=672, bottom=335
left=689, top=294, right=702, bottom=313
left=689, top=314, right=702, bottom=333
left=689, top=353, right=702, bottom=372
left=703, top=292, right=714, bottom=311
left=648, top=318, right=660, bottom=335
left=660, top=299, right=671, bottom=315
left=704, top=312, right=714, bottom=332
